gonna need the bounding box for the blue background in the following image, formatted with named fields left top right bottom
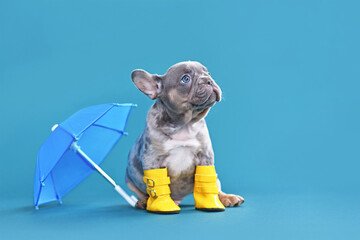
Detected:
left=1, top=0, right=359, bottom=239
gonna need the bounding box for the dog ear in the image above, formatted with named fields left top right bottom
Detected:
left=131, top=69, right=162, bottom=100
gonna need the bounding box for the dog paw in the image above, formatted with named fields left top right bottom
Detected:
left=135, top=199, right=147, bottom=209
left=219, top=193, right=245, bottom=207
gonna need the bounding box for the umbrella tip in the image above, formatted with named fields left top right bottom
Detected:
left=35, top=205, right=39, bottom=210
left=51, top=124, right=58, bottom=132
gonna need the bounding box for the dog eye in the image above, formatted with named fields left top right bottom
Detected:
left=181, top=75, right=191, bottom=83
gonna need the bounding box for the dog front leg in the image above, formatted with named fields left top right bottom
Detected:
left=195, top=151, right=245, bottom=208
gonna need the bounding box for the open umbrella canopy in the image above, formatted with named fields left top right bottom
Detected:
left=34, top=103, right=137, bottom=209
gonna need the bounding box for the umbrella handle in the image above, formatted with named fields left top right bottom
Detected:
left=72, top=142, right=138, bottom=208
left=114, top=185, right=137, bottom=207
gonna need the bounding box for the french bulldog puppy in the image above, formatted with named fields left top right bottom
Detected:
left=126, top=61, right=244, bottom=208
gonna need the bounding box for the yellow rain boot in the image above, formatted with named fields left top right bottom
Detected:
left=143, top=168, right=180, bottom=214
left=194, top=165, right=225, bottom=212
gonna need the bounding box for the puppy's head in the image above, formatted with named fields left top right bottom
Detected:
left=131, top=61, right=222, bottom=119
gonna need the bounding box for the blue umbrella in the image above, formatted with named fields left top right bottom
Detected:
left=34, top=103, right=138, bottom=210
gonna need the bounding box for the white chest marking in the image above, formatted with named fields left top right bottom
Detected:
left=162, top=124, right=201, bottom=177
left=164, top=147, right=196, bottom=177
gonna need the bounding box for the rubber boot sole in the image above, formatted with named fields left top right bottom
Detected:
left=147, top=210, right=180, bottom=215
left=195, top=208, right=225, bottom=212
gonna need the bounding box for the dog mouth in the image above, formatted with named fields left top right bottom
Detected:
left=191, top=82, right=222, bottom=112
left=191, top=97, right=216, bottom=111
left=213, top=86, right=221, bottom=102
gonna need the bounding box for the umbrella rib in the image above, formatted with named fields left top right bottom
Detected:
left=39, top=127, right=74, bottom=183
left=73, top=104, right=116, bottom=138
left=76, top=103, right=135, bottom=137
left=92, top=124, right=128, bottom=135
left=34, top=183, right=42, bottom=209
left=51, top=172, right=62, bottom=204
